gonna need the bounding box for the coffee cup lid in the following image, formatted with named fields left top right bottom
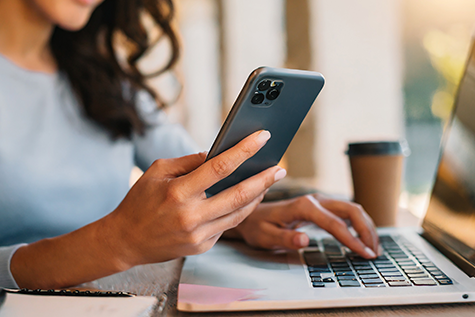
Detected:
left=346, top=140, right=411, bottom=156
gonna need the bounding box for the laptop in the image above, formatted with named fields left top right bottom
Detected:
left=177, top=36, right=475, bottom=312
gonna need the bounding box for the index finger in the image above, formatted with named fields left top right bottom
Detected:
left=282, top=196, right=377, bottom=259
left=317, top=198, right=379, bottom=253
left=179, top=130, right=271, bottom=196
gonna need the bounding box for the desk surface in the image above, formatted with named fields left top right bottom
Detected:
left=81, top=210, right=475, bottom=316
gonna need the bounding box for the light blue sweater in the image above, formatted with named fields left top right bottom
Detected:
left=0, top=54, right=199, bottom=288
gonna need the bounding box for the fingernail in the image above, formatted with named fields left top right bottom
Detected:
left=256, top=130, right=271, bottom=145
left=364, top=246, right=376, bottom=258
left=274, top=168, right=287, bottom=182
left=296, top=234, right=309, bottom=247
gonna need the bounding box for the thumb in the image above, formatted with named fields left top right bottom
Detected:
left=149, top=152, right=207, bottom=178
left=264, top=223, right=310, bottom=250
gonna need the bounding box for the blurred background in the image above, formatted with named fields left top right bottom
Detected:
left=140, top=0, right=475, bottom=219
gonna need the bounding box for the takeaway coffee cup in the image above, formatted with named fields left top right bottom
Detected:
left=346, top=141, right=410, bottom=227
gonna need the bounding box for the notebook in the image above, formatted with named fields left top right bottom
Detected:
left=176, top=34, right=475, bottom=312
left=0, top=289, right=158, bottom=317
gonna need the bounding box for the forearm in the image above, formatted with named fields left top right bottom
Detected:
left=10, top=215, right=131, bottom=289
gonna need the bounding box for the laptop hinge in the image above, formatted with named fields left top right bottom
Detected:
left=421, top=230, right=475, bottom=278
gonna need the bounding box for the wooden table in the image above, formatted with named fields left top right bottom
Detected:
left=81, top=210, right=475, bottom=316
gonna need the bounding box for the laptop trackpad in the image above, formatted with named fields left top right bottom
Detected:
left=185, top=240, right=306, bottom=289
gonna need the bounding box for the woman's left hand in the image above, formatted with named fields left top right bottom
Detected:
left=224, top=194, right=379, bottom=259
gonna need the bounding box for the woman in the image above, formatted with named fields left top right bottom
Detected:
left=0, top=0, right=378, bottom=289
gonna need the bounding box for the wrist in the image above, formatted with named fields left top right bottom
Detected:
left=96, top=211, right=138, bottom=271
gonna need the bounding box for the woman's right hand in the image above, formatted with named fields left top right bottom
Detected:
left=104, top=130, right=286, bottom=268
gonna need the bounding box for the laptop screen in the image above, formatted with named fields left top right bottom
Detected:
left=422, top=36, right=475, bottom=276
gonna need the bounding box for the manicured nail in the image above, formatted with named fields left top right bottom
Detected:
left=274, top=168, right=287, bottom=182
left=364, top=246, right=376, bottom=258
left=296, top=234, right=309, bottom=247
left=256, top=130, right=271, bottom=145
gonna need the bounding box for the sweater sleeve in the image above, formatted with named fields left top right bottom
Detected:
left=133, top=91, right=200, bottom=171
left=0, top=244, right=26, bottom=288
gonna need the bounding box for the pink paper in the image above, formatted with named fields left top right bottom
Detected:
left=178, top=284, right=261, bottom=305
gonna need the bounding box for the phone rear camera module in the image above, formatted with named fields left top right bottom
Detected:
left=251, top=92, right=265, bottom=104
left=266, top=88, right=280, bottom=100
left=257, top=80, right=271, bottom=91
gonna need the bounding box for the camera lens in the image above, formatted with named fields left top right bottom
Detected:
left=266, top=88, right=280, bottom=100
left=251, top=92, right=265, bottom=104
left=257, top=80, right=271, bottom=91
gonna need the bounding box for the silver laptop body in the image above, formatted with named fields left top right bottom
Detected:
left=177, top=37, right=475, bottom=313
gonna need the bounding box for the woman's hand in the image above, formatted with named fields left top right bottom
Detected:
left=225, top=194, right=379, bottom=259
left=11, top=130, right=286, bottom=289
left=104, top=130, right=287, bottom=267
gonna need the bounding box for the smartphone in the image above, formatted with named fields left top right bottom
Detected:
left=205, top=66, right=325, bottom=196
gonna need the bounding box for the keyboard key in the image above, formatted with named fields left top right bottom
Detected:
left=335, top=272, right=355, bottom=276
left=311, top=277, right=323, bottom=282
left=329, top=257, right=347, bottom=263
left=384, top=277, right=407, bottom=282
left=397, top=261, right=416, bottom=266
left=422, top=264, right=439, bottom=270
left=336, top=276, right=357, bottom=281
left=361, top=278, right=384, bottom=284
left=332, top=267, right=352, bottom=272
left=374, top=264, right=396, bottom=269
left=365, top=284, right=386, bottom=288
left=358, top=274, right=380, bottom=279
left=309, top=272, right=322, bottom=277
left=304, top=251, right=327, bottom=266
left=353, top=265, right=372, bottom=270
left=412, top=278, right=437, bottom=286
left=426, top=269, right=443, bottom=275
left=312, top=282, right=325, bottom=287
left=308, top=238, right=319, bottom=247
left=325, top=250, right=343, bottom=256
left=322, top=277, right=335, bottom=283
left=404, top=269, right=425, bottom=274
left=308, top=267, right=331, bottom=273
left=378, top=268, right=400, bottom=273
left=380, top=271, right=403, bottom=277
left=388, top=251, right=406, bottom=256
left=351, top=262, right=371, bottom=267
left=437, top=279, right=453, bottom=285
left=357, top=270, right=375, bottom=275
left=433, top=274, right=448, bottom=280
left=388, top=281, right=412, bottom=287
left=400, top=265, right=418, bottom=270
left=407, top=273, right=430, bottom=279
left=331, top=262, right=350, bottom=267
left=339, top=280, right=360, bottom=287
left=374, top=256, right=389, bottom=261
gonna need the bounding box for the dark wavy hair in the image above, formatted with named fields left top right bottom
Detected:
left=50, top=0, right=179, bottom=139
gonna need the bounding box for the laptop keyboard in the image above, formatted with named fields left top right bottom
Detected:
left=303, top=235, right=453, bottom=288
